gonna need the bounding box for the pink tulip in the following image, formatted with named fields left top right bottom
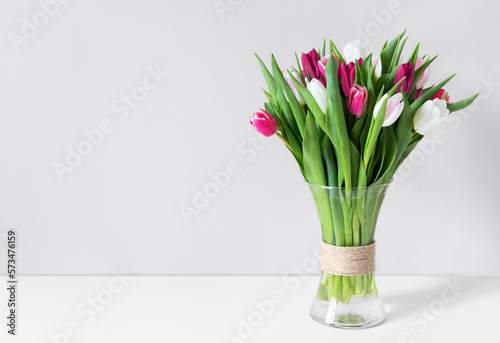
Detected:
left=394, top=62, right=414, bottom=94
left=431, top=89, right=451, bottom=102
left=415, top=57, right=430, bottom=89
left=320, top=55, right=331, bottom=66
left=317, top=60, right=326, bottom=79
left=317, top=54, right=339, bottom=79
left=250, top=109, right=278, bottom=137
left=347, top=85, right=368, bottom=117
left=382, top=94, right=404, bottom=127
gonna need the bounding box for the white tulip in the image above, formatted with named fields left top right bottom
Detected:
left=343, top=40, right=366, bottom=64
left=306, top=79, right=328, bottom=113
left=413, top=99, right=450, bottom=135
left=372, top=55, right=382, bottom=79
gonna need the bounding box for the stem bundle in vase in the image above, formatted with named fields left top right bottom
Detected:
left=250, top=31, right=478, bottom=328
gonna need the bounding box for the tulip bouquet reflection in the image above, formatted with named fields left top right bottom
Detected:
left=250, top=31, right=477, bottom=303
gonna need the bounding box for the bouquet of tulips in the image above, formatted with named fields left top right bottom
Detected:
left=250, top=31, right=477, bottom=303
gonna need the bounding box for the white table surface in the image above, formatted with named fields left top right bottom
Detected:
left=1, top=276, right=498, bottom=342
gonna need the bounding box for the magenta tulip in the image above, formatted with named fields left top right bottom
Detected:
left=301, top=49, right=325, bottom=85
left=415, top=87, right=423, bottom=100
left=394, top=62, right=414, bottom=93
left=347, top=85, right=368, bottom=117
left=339, top=58, right=363, bottom=96
left=250, top=109, right=278, bottom=137
left=431, top=89, right=451, bottom=103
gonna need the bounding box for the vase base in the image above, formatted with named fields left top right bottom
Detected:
left=309, top=293, right=386, bottom=329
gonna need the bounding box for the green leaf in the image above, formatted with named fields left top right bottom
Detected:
left=329, top=40, right=345, bottom=63
left=359, top=112, right=372, bottom=155
left=390, top=36, right=409, bottom=72
left=363, top=95, right=387, bottom=170
left=265, top=101, right=284, bottom=127
left=262, top=88, right=273, bottom=102
left=448, top=93, right=479, bottom=113
left=274, top=71, right=301, bottom=136
left=358, top=56, right=376, bottom=123
left=388, top=78, right=406, bottom=97
left=374, top=127, right=397, bottom=185
left=366, top=137, right=383, bottom=183
left=349, top=141, right=366, bottom=188
left=271, top=56, right=305, bottom=138
left=354, top=59, right=365, bottom=86
left=375, top=95, right=413, bottom=181
left=395, top=134, right=423, bottom=169
left=372, top=133, right=386, bottom=182
left=303, top=113, right=325, bottom=185
left=255, top=54, right=277, bottom=97
left=279, top=115, right=303, bottom=161
left=325, top=55, right=352, bottom=188
left=410, top=74, right=456, bottom=114
left=393, top=95, right=414, bottom=160
left=350, top=141, right=367, bottom=188
left=380, top=30, right=405, bottom=74
left=374, top=69, right=397, bottom=94
left=361, top=54, right=373, bottom=77
left=294, top=52, right=306, bottom=86
left=405, top=42, right=420, bottom=68
left=351, top=115, right=367, bottom=150
left=320, top=135, right=338, bottom=188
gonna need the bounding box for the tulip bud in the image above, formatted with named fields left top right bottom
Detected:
left=413, top=99, right=449, bottom=135
left=430, top=89, right=451, bottom=103
left=347, top=85, right=368, bottom=117
left=249, top=109, right=278, bottom=137
left=343, top=40, right=366, bottom=64
left=373, top=93, right=404, bottom=127
left=394, top=62, right=414, bottom=94
left=415, top=57, right=430, bottom=89
left=372, top=55, right=382, bottom=79
left=283, top=71, right=305, bottom=106
left=307, top=78, right=328, bottom=113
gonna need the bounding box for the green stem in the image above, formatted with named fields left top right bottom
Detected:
left=275, top=132, right=293, bottom=152
left=335, top=276, right=342, bottom=300
left=320, top=271, right=328, bottom=286
left=328, top=274, right=336, bottom=299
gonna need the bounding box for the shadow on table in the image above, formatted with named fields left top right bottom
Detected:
left=381, top=276, right=499, bottom=325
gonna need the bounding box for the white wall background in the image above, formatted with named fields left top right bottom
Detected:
left=0, top=0, right=499, bottom=276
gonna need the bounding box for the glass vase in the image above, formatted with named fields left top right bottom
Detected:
left=307, top=182, right=390, bottom=329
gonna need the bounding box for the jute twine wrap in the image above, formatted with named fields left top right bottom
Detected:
left=320, top=240, right=376, bottom=276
